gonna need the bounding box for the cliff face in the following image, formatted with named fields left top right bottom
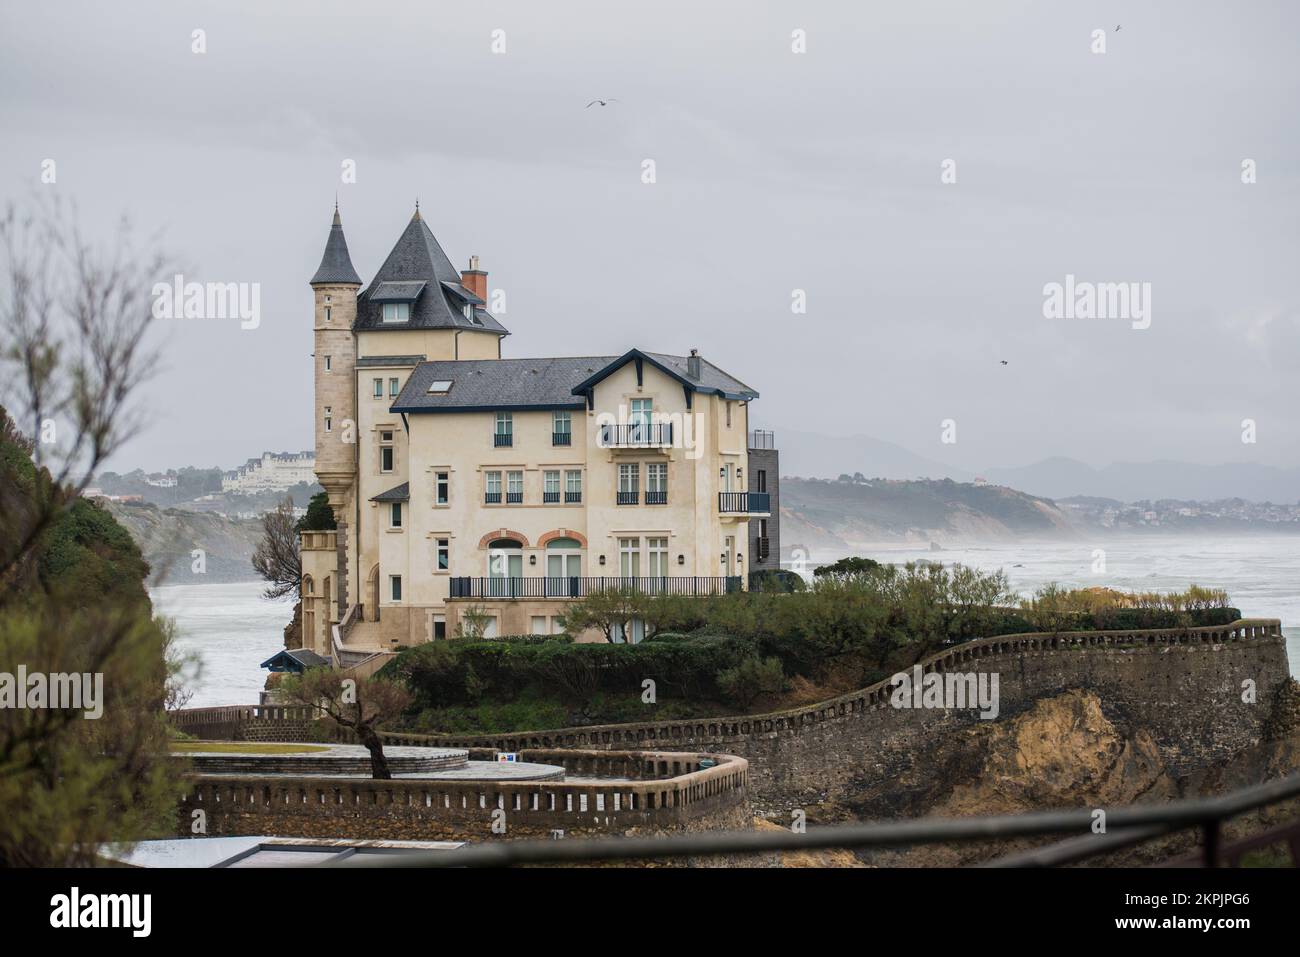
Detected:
left=780, top=477, right=1075, bottom=553
left=863, top=683, right=1300, bottom=867
left=104, top=501, right=264, bottom=584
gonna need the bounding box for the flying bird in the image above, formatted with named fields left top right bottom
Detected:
left=586, top=98, right=620, bottom=108
left=1115, top=24, right=1121, bottom=31
left=1000, top=360, right=1009, bottom=365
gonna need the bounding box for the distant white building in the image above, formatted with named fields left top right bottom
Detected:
left=145, top=473, right=177, bottom=488
left=222, top=451, right=316, bottom=493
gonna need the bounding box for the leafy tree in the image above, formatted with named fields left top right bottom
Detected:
left=717, top=656, right=785, bottom=709
left=0, top=200, right=183, bottom=866
left=813, top=556, right=883, bottom=579
left=557, top=587, right=644, bottom=643
left=277, top=670, right=412, bottom=779
left=297, top=491, right=336, bottom=533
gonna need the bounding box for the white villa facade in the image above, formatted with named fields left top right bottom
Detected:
left=299, top=205, right=779, bottom=655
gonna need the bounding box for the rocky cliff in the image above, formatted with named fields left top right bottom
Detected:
left=104, top=500, right=263, bottom=584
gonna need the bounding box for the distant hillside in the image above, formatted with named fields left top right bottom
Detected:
left=982, top=457, right=1300, bottom=503
left=104, top=501, right=263, bottom=584
left=780, top=477, right=1074, bottom=554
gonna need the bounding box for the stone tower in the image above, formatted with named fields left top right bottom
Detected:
left=309, top=204, right=362, bottom=620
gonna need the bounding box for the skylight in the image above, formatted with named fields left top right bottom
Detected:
left=427, top=380, right=453, bottom=394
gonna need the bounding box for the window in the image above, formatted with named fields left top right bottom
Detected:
left=433, top=615, right=446, bottom=640
left=543, top=470, right=561, bottom=503
left=565, top=469, right=582, bottom=503
left=646, top=462, right=667, bottom=504
left=546, top=537, right=582, bottom=588
left=324, top=355, right=331, bottom=371
left=428, top=379, right=452, bottom=394
left=463, top=303, right=474, bottom=320
left=389, top=502, right=402, bottom=528
left=436, top=538, right=449, bottom=571
left=648, top=537, right=669, bottom=577
left=373, top=378, right=383, bottom=398
left=390, top=575, right=402, bottom=601
left=324, top=305, right=332, bottom=323
left=324, top=406, right=332, bottom=432
left=506, top=470, right=523, bottom=504
left=531, top=616, right=549, bottom=636
left=389, top=377, right=399, bottom=397
left=485, top=470, right=502, bottom=503
left=494, top=411, right=513, bottom=447
left=552, top=411, right=572, bottom=446
left=756, top=469, right=767, bottom=494
left=630, top=398, right=653, bottom=442
left=382, top=302, right=410, bottom=323
left=379, top=431, right=394, bottom=472
left=617, top=463, right=639, bottom=505
left=619, top=537, right=640, bottom=577
left=726, top=401, right=733, bottom=428
left=435, top=472, right=449, bottom=505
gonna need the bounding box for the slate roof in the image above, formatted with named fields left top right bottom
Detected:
left=259, top=648, right=331, bottom=671
left=309, top=208, right=363, bottom=285
left=370, top=482, right=410, bottom=503
left=354, top=210, right=509, bottom=336
left=391, top=351, right=758, bottom=414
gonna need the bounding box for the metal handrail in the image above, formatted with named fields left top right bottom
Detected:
left=356, top=770, right=1300, bottom=868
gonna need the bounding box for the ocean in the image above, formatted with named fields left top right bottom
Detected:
left=154, top=535, right=1298, bottom=708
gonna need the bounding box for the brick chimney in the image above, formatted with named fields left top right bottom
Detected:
left=461, top=255, right=488, bottom=303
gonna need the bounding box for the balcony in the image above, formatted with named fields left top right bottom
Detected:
left=616, top=490, right=639, bottom=505
left=564, top=490, right=582, bottom=504
left=543, top=491, right=560, bottom=504
left=449, top=576, right=742, bottom=599
left=748, top=429, right=776, bottom=450
left=493, top=433, right=513, bottom=448
left=719, top=491, right=770, bottom=514
left=599, top=422, right=673, bottom=448
left=552, top=432, right=571, bottom=446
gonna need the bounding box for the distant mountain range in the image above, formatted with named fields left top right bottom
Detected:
left=777, top=430, right=1299, bottom=504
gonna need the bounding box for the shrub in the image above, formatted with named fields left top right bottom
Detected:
left=717, top=656, right=785, bottom=709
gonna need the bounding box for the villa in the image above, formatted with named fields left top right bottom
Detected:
left=299, top=204, right=780, bottom=653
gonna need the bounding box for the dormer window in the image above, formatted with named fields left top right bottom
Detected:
left=382, top=302, right=410, bottom=323
left=463, top=303, right=474, bottom=320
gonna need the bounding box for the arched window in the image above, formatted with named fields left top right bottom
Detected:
left=545, top=537, right=583, bottom=596
left=487, top=538, right=523, bottom=596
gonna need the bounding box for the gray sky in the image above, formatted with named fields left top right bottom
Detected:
left=2, top=0, right=1297, bottom=475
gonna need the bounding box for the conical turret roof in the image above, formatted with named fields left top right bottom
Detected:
left=309, top=206, right=362, bottom=285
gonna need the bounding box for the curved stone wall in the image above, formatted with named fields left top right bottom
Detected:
left=173, top=619, right=1289, bottom=813
left=177, top=749, right=751, bottom=843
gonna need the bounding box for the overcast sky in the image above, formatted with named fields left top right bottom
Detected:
left=2, top=0, right=1297, bottom=474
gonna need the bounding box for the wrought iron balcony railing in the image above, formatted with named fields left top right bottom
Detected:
left=599, top=422, right=673, bottom=447
left=484, top=492, right=502, bottom=504
left=552, top=431, right=571, bottom=446
left=564, top=490, right=582, bottom=504
left=645, top=490, right=667, bottom=505
left=505, top=491, right=523, bottom=504
left=493, top=432, right=513, bottom=447
left=719, top=491, right=770, bottom=513
left=449, top=576, right=742, bottom=599
left=543, top=491, right=560, bottom=503
left=616, top=490, right=639, bottom=505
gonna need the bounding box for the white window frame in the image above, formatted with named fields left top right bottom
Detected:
left=382, top=302, right=410, bottom=323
